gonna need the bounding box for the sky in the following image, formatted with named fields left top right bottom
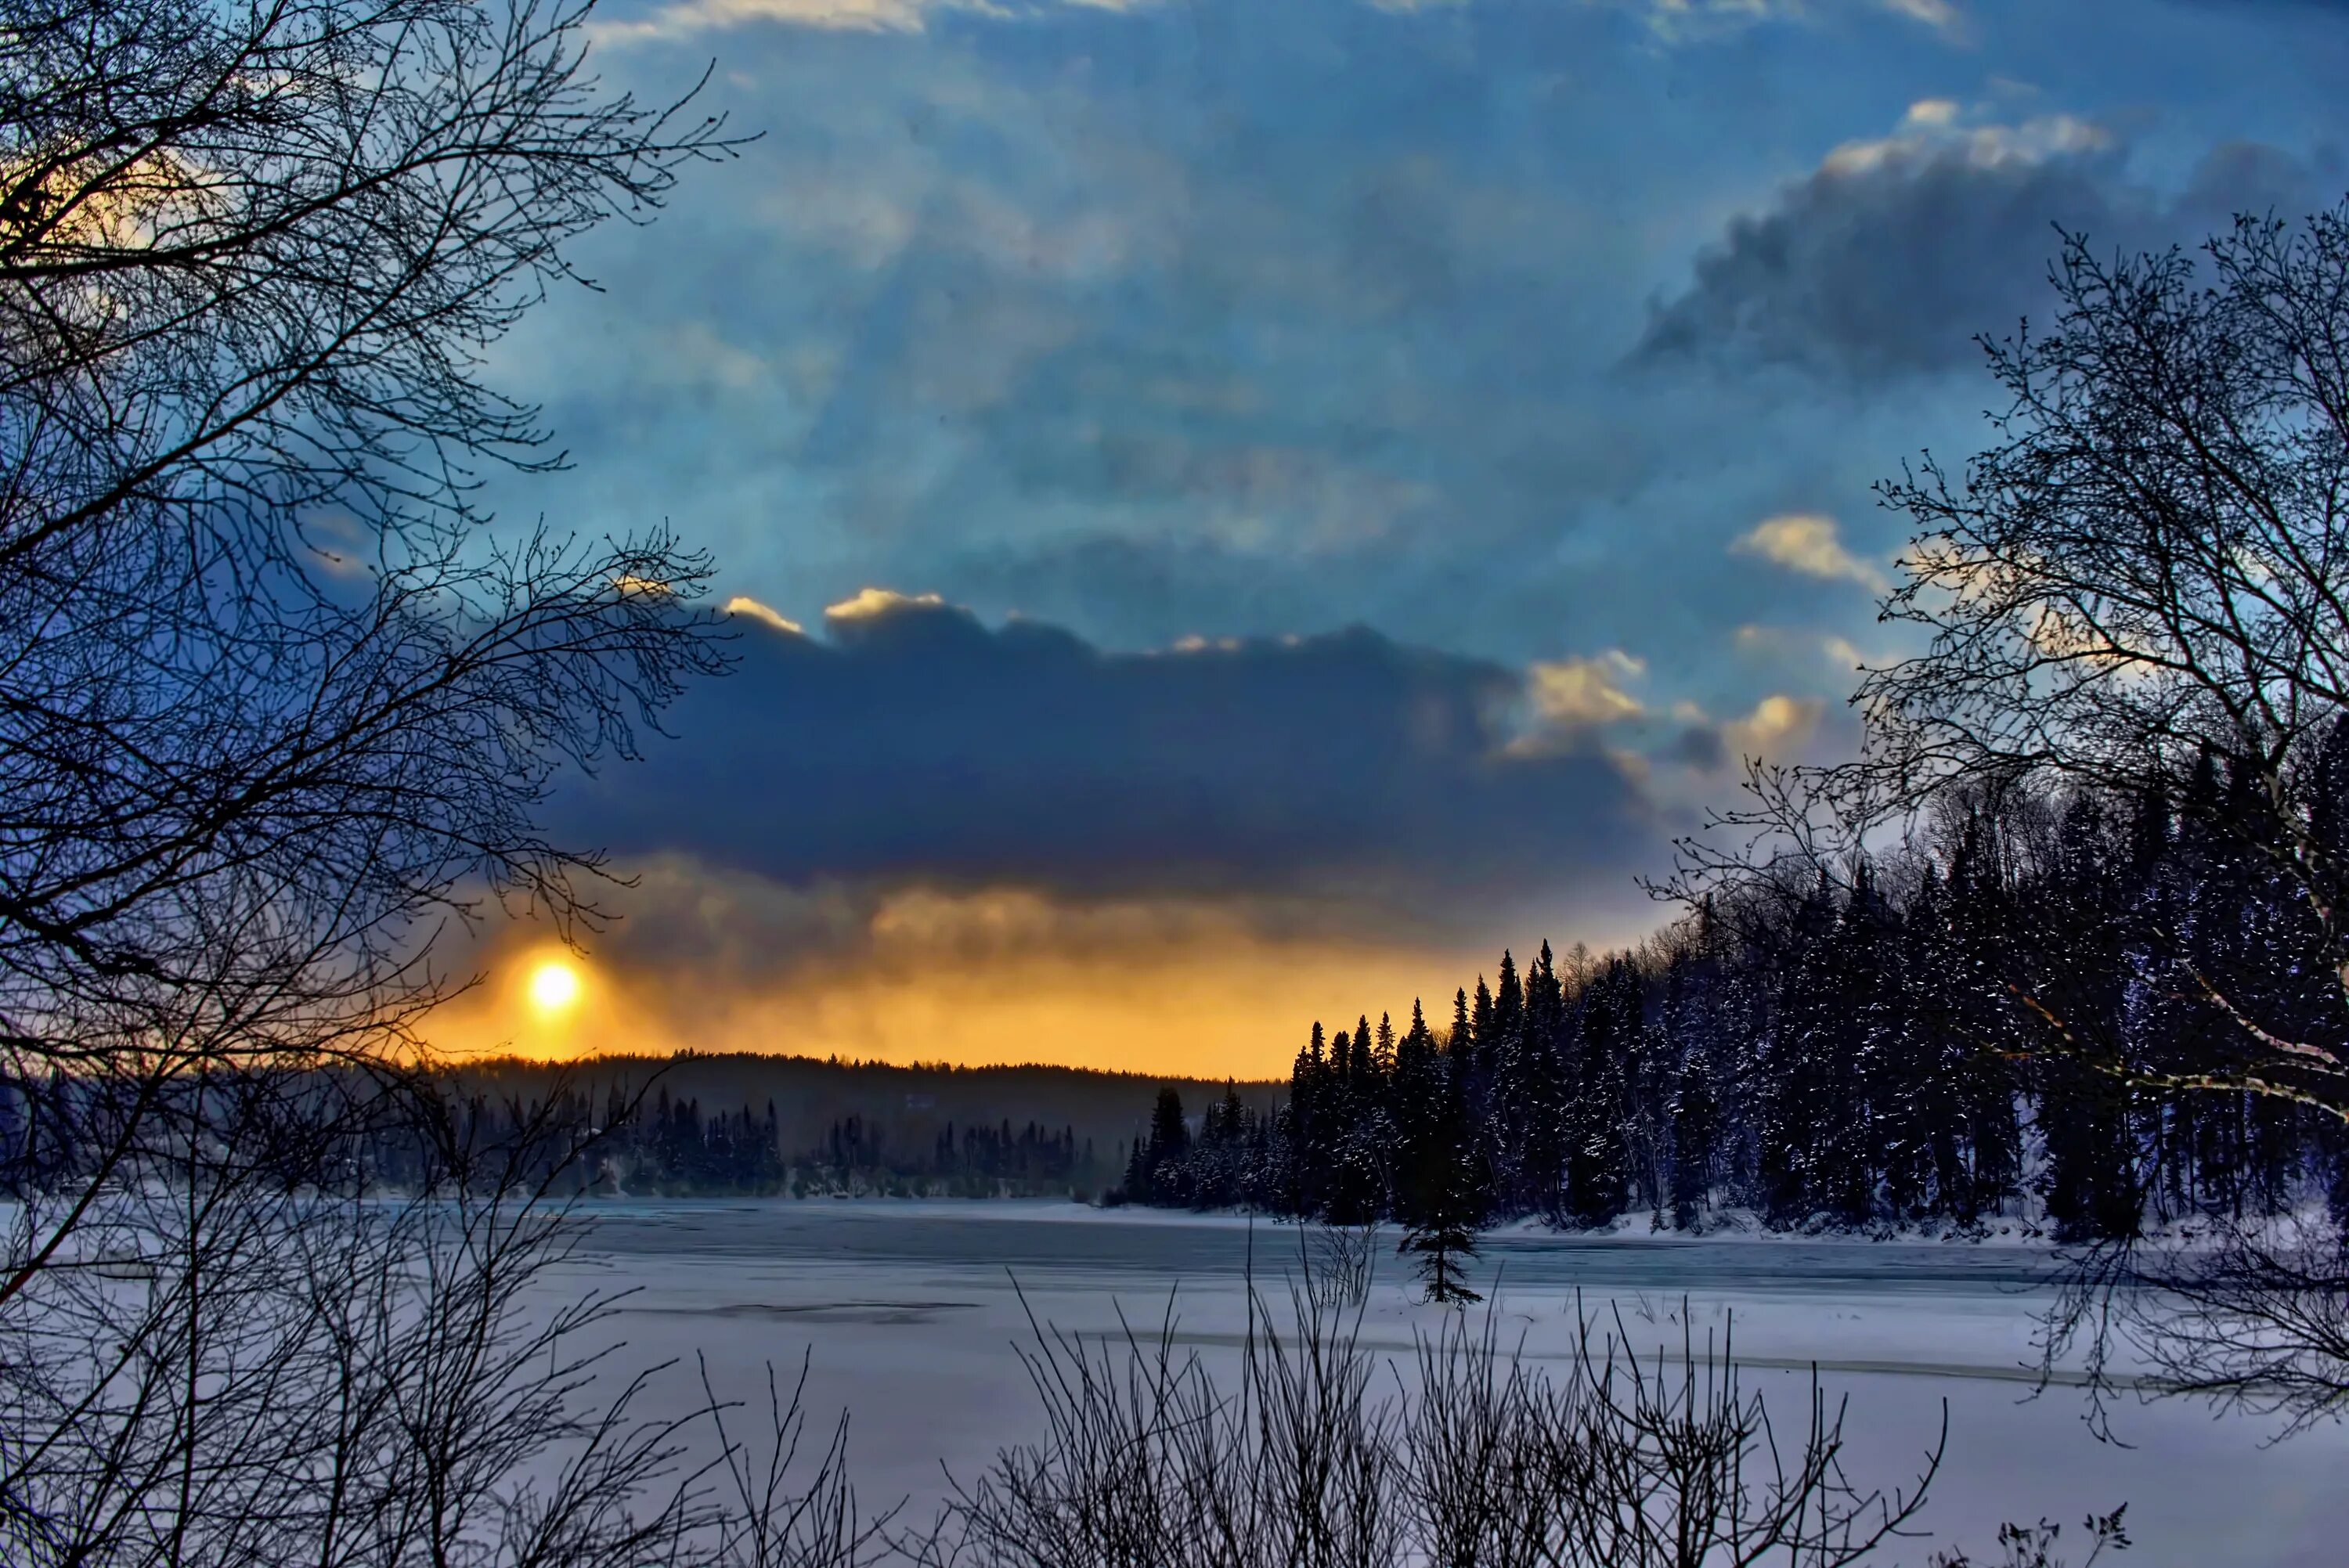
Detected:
left=427, top=0, right=2349, bottom=1077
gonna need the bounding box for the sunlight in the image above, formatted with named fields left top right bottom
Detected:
left=527, top=958, right=583, bottom=1016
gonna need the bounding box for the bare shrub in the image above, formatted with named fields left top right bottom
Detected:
left=912, top=1281, right=1947, bottom=1568
left=1306, top=1218, right=1382, bottom=1312
left=0, top=1080, right=886, bottom=1568
left=1932, top=1509, right=2131, bottom=1568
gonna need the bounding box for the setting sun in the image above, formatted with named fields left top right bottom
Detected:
left=526, top=959, right=583, bottom=1015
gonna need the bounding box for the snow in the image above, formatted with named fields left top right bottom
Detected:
left=545, top=1200, right=2349, bottom=1566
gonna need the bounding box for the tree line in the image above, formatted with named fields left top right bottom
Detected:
left=0, top=1072, right=1107, bottom=1200
left=1124, top=760, right=2349, bottom=1269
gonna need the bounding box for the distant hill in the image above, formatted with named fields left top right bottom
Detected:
left=436, top=1051, right=1282, bottom=1199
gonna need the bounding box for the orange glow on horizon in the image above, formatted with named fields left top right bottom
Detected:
left=423, top=878, right=1645, bottom=1080
left=433, top=935, right=1480, bottom=1081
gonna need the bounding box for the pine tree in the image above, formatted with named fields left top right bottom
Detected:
left=1669, top=1047, right=1719, bottom=1230
left=1287, top=1023, right=1328, bottom=1215
left=1563, top=958, right=1635, bottom=1227
left=1325, top=1018, right=1387, bottom=1224
left=1401, top=1041, right=1485, bottom=1303
left=1139, top=1087, right=1191, bottom=1206
left=1493, top=951, right=1523, bottom=1044
left=1520, top=942, right=1569, bottom=1217
left=1395, top=999, right=1440, bottom=1168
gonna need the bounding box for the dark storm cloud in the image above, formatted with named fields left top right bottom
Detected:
left=1634, top=132, right=2329, bottom=383
left=557, top=595, right=1664, bottom=910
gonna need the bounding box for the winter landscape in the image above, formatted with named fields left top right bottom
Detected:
left=9, top=1, right=2349, bottom=1565
left=547, top=1202, right=2349, bottom=1564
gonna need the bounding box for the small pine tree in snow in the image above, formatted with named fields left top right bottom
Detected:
left=1402, top=1051, right=1485, bottom=1303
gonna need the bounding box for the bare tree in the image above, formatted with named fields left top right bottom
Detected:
left=0, top=0, right=739, bottom=1119
left=1676, top=204, right=2349, bottom=1119
left=2039, top=1217, right=2349, bottom=1442
left=0, top=4, right=900, bottom=1563
left=1664, top=200, right=2349, bottom=1433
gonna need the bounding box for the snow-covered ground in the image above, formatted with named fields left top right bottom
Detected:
left=547, top=1200, right=2348, bottom=1566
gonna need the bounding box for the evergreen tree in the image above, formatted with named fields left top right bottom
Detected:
left=1401, top=1040, right=1485, bottom=1304
left=1562, top=958, right=1635, bottom=1227
left=1128, top=762, right=2344, bottom=1250
left=1669, top=1047, right=1719, bottom=1230
left=1137, top=1087, right=1191, bottom=1206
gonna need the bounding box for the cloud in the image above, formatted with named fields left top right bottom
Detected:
left=1822, top=635, right=1867, bottom=672
left=554, top=593, right=1670, bottom=917
left=1524, top=651, right=1648, bottom=730
left=1817, top=106, right=2112, bottom=179
left=497, top=0, right=2347, bottom=737
left=1878, top=0, right=1958, bottom=26
left=492, top=604, right=1770, bottom=1074
left=723, top=595, right=805, bottom=635
left=597, top=0, right=1956, bottom=45
left=590, top=0, right=1156, bottom=42
left=1732, top=623, right=1875, bottom=673
left=1633, top=103, right=2326, bottom=382
left=594, top=0, right=940, bottom=39
left=1615, top=0, right=1965, bottom=43
left=1731, top=513, right=1891, bottom=593
left=1721, top=692, right=1826, bottom=762
left=824, top=586, right=944, bottom=622
left=485, top=593, right=1695, bottom=1071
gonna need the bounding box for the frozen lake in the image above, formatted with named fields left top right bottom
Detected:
left=550, top=1200, right=2349, bottom=1566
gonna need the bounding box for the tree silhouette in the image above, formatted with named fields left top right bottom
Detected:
left=0, top=5, right=910, bottom=1563
left=1401, top=1036, right=1485, bottom=1304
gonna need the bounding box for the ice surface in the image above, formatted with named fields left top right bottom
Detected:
left=543, top=1200, right=2349, bottom=1566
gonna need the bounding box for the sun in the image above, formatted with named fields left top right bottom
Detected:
left=526, top=958, right=583, bottom=1015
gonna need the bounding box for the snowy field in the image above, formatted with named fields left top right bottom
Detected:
left=547, top=1201, right=2349, bottom=1566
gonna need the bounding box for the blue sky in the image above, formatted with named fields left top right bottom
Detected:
left=451, top=0, right=2349, bottom=1072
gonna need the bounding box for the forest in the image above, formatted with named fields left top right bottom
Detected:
left=1123, top=759, right=2349, bottom=1248
left=0, top=1052, right=1203, bottom=1201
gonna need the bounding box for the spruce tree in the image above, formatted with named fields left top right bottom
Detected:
left=1669, top=1048, right=1719, bottom=1230
left=1142, top=1087, right=1190, bottom=1206
left=1395, top=999, right=1440, bottom=1166
left=1519, top=942, right=1569, bottom=1217
left=1401, top=1042, right=1485, bottom=1303
left=1563, top=959, right=1634, bottom=1227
